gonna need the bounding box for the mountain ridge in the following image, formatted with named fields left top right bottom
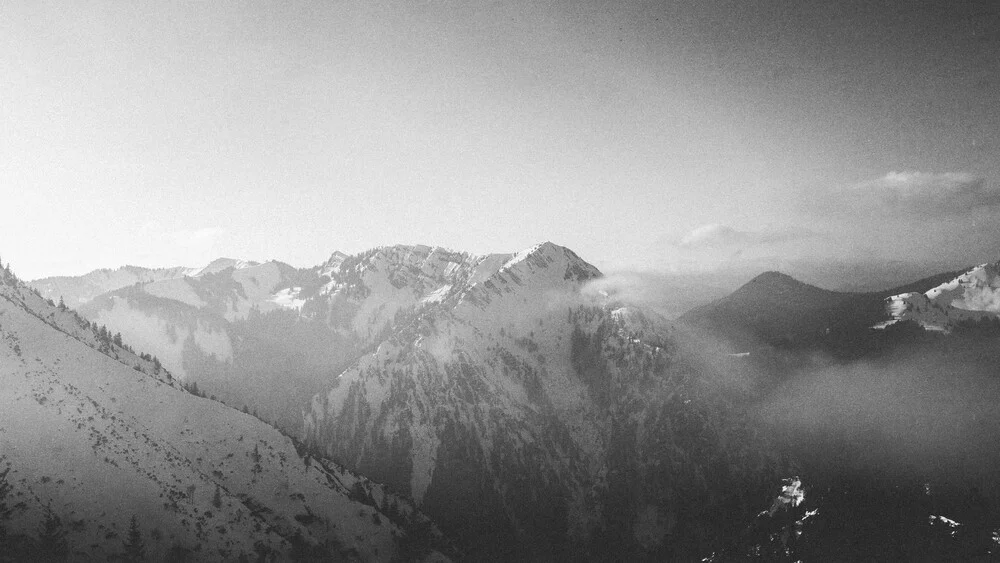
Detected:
left=0, top=258, right=455, bottom=561
left=303, top=243, right=779, bottom=560
left=680, top=267, right=970, bottom=356
left=881, top=261, right=1000, bottom=332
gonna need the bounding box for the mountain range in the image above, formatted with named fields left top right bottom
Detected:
left=0, top=260, right=453, bottom=561
left=680, top=267, right=968, bottom=358
left=26, top=243, right=780, bottom=559
left=16, top=245, right=1000, bottom=560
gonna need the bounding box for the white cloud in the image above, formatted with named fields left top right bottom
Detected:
left=678, top=223, right=813, bottom=249
left=844, top=171, right=996, bottom=216
left=679, top=224, right=740, bottom=247
left=649, top=223, right=822, bottom=276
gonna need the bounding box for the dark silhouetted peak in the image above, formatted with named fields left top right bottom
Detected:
left=745, top=271, right=812, bottom=291
left=725, top=271, right=841, bottom=307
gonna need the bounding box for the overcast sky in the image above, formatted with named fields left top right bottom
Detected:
left=2, top=0, right=998, bottom=279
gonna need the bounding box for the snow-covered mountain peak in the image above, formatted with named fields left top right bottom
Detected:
left=445, top=242, right=601, bottom=332
left=498, top=241, right=602, bottom=283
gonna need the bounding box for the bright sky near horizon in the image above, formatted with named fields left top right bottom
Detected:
left=2, top=0, right=999, bottom=280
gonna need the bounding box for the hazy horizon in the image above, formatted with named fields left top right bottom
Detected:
left=3, top=1, right=998, bottom=280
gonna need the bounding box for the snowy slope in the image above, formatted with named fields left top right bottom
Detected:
left=72, top=260, right=307, bottom=380
left=880, top=262, right=1000, bottom=331
left=0, top=266, right=452, bottom=561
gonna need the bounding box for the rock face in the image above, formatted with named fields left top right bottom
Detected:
left=304, top=243, right=777, bottom=560
left=0, top=263, right=452, bottom=561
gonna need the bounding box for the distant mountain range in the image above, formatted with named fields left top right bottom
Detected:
left=31, top=265, right=199, bottom=306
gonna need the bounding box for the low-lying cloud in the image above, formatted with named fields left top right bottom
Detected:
left=757, top=351, right=1000, bottom=481
left=581, top=271, right=733, bottom=318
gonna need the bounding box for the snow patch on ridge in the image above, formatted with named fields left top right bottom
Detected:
left=421, top=284, right=452, bottom=304
left=879, top=263, right=1000, bottom=331
left=271, top=287, right=306, bottom=310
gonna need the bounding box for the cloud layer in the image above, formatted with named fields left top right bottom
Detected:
left=651, top=171, right=1000, bottom=284
left=678, top=224, right=813, bottom=249
left=758, top=352, right=1000, bottom=481
left=843, top=171, right=997, bottom=217
left=648, top=223, right=821, bottom=276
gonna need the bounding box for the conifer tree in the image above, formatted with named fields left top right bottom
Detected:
left=0, top=467, right=11, bottom=523
left=0, top=466, right=12, bottom=555
left=165, top=543, right=192, bottom=562
left=121, top=515, right=145, bottom=562
left=251, top=444, right=262, bottom=475
left=35, top=505, right=69, bottom=562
